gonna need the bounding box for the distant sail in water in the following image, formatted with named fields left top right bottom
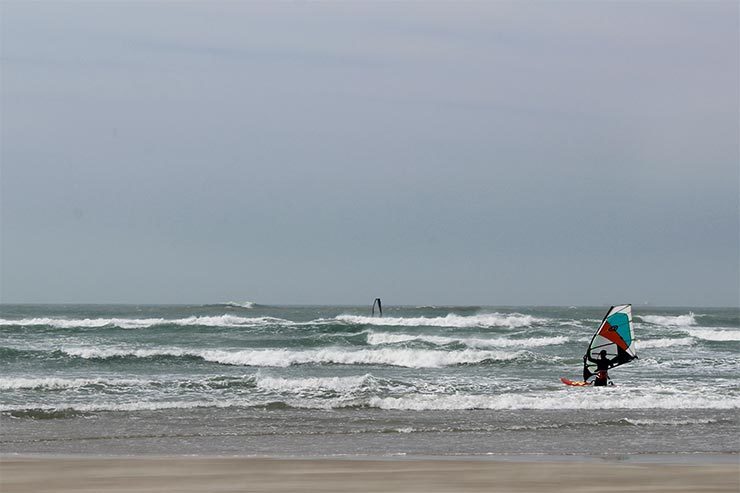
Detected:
left=583, top=304, right=637, bottom=381
left=372, top=298, right=383, bottom=317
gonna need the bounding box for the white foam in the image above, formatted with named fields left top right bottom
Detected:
left=221, top=301, right=256, bottom=309
left=59, top=346, right=525, bottom=368
left=0, top=377, right=148, bottom=390
left=366, top=332, right=568, bottom=348
left=197, top=348, right=523, bottom=368
left=0, top=317, right=163, bottom=329
left=623, top=417, right=721, bottom=426
left=0, top=315, right=292, bottom=329
left=336, top=313, right=546, bottom=328
left=62, top=347, right=189, bottom=359
left=687, top=328, right=740, bottom=342
left=362, top=392, right=740, bottom=411
left=5, top=389, right=738, bottom=414
left=33, top=391, right=740, bottom=412
left=638, top=313, right=697, bottom=327
left=637, top=356, right=740, bottom=371
left=254, top=374, right=374, bottom=393
left=171, top=315, right=290, bottom=327
left=0, top=400, right=242, bottom=414
left=637, top=338, right=694, bottom=349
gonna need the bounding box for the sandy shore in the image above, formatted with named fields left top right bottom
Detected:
left=1, top=456, right=738, bottom=493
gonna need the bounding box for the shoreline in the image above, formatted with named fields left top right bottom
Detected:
left=2, top=451, right=738, bottom=464
left=1, top=455, right=738, bottom=493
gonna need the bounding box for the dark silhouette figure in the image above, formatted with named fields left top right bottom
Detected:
left=372, top=298, right=382, bottom=317
left=584, top=349, right=614, bottom=386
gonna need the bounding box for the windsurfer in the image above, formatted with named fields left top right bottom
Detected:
left=584, top=350, right=614, bottom=386
left=565, top=305, right=636, bottom=388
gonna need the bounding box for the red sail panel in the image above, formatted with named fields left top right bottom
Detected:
left=598, top=321, right=629, bottom=351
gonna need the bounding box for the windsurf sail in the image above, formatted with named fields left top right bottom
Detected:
left=372, top=298, right=382, bottom=317
left=583, top=304, right=637, bottom=381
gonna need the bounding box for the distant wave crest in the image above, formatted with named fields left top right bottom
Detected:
left=217, top=301, right=258, bottom=309
left=687, top=328, right=740, bottom=342
left=0, top=315, right=291, bottom=330
left=638, top=313, right=697, bottom=327
left=1, top=312, right=546, bottom=331
left=365, top=331, right=568, bottom=348
left=337, top=313, right=546, bottom=329
left=636, top=337, right=694, bottom=349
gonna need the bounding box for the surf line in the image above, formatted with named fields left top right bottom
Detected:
left=372, top=298, right=383, bottom=317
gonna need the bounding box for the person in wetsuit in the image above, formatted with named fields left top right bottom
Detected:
left=584, top=349, right=614, bottom=386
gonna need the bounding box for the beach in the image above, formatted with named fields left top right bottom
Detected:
left=1, top=456, right=738, bottom=493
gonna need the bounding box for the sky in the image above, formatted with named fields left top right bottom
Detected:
left=1, top=1, right=738, bottom=306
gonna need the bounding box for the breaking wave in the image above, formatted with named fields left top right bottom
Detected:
left=0, top=377, right=150, bottom=391
left=60, top=346, right=529, bottom=368
left=0, top=315, right=292, bottom=330
left=365, top=332, right=568, bottom=348
left=637, top=338, right=694, bottom=349
left=218, top=301, right=257, bottom=309
left=254, top=374, right=376, bottom=393
left=336, top=313, right=546, bottom=328
left=687, top=328, right=740, bottom=342
left=4, top=391, right=738, bottom=415
left=1, top=401, right=241, bottom=415
left=361, top=393, right=740, bottom=411
left=638, top=313, right=697, bottom=327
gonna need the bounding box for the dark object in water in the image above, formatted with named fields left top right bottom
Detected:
left=372, top=298, right=382, bottom=317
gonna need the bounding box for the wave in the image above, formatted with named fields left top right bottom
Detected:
left=0, top=377, right=150, bottom=391
left=687, top=328, right=740, bottom=342
left=638, top=313, right=697, bottom=327
left=361, top=393, right=740, bottom=411
left=62, top=347, right=191, bottom=359
left=59, top=346, right=530, bottom=368
left=1, top=400, right=241, bottom=415
left=637, top=338, right=694, bottom=349
left=0, top=375, right=255, bottom=392
left=0, top=315, right=292, bottom=330
left=197, top=348, right=528, bottom=368
left=0, top=312, right=551, bottom=331
left=5, top=391, right=738, bottom=415
left=621, top=417, right=723, bottom=426
left=3, top=408, right=94, bottom=419
left=216, top=301, right=258, bottom=309
left=365, top=331, right=568, bottom=348
left=637, top=356, right=740, bottom=371
left=254, top=374, right=376, bottom=393
left=509, top=417, right=728, bottom=429
left=0, top=346, right=43, bottom=358
left=336, top=313, right=546, bottom=329
left=0, top=374, right=374, bottom=394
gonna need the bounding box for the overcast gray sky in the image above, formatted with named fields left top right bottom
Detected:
left=1, top=1, right=738, bottom=306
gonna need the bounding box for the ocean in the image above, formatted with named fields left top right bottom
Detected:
left=1, top=304, right=738, bottom=458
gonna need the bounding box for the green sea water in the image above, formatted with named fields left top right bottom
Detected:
left=1, top=304, right=738, bottom=456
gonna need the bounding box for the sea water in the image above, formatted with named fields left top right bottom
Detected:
left=1, top=304, right=738, bottom=457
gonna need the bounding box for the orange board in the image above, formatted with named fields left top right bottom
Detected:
left=560, top=377, right=590, bottom=387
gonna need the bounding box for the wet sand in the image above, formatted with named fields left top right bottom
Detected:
left=1, top=456, right=738, bottom=493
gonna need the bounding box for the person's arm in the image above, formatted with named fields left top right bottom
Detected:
left=584, top=352, right=597, bottom=363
